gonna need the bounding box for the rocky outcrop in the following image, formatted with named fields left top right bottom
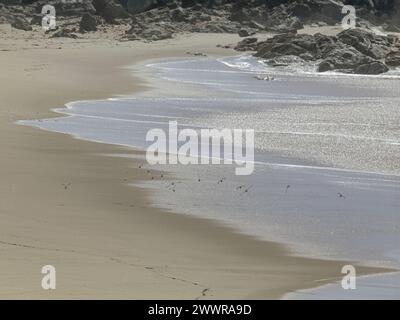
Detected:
left=1, top=0, right=400, bottom=46
left=255, top=32, right=316, bottom=58
left=0, top=0, right=96, bottom=29
left=251, top=28, right=400, bottom=74
left=123, top=3, right=245, bottom=41
left=0, top=4, right=34, bottom=28
left=317, top=46, right=375, bottom=71
left=337, top=28, right=393, bottom=59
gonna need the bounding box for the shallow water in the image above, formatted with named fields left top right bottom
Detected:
left=19, top=55, right=400, bottom=297
left=283, top=272, right=400, bottom=300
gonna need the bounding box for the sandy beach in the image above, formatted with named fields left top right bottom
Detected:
left=0, top=30, right=387, bottom=299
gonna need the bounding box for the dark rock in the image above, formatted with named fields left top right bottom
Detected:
left=166, top=1, right=180, bottom=10
left=30, top=14, right=42, bottom=26
left=255, top=33, right=314, bottom=59
left=250, top=28, right=395, bottom=75
left=51, top=1, right=96, bottom=17
left=318, top=0, right=343, bottom=23
left=234, top=37, right=258, bottom=51
left=385, top=52, right=400, bottom=66
left=318, top=46, right=374, bottom=71
left=180, top=0, right=197, bottom=8
left=265, top=5, right=303, bottom=32
left=238, top=29, right=249, bottom=37
left=267, top=42, right=309, bottom=58
left=170, top=7, right=188, bottom=22
left=318, top=60, right=335, bottom=72
left=126, top=0, right=153, bottom=14
left=80, top=13, right=97, bottom=32
left=338, top=28, right=392, bottom=59
left=255, top=32, right=296, bottom=57
left=51, top=28, right=78, bottom=39
left=314, top=33, right=340, bottom=58
left=290, top=3, right=312, bottom=18
left=11, top=17, right=32, bottom=31
left=230, top=6, right=248, bottom=22
left=354, top=61, right=389, bottom=74
left=93, top=0, right=130, bottom=23
left=291, top=34, right=318, bottom=54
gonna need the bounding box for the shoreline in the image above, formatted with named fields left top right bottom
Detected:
left=0, top=33, right=391, bottom=299
left=24, top=55, right=400, bottom=266
left=283, top=271, right=400, bottom=299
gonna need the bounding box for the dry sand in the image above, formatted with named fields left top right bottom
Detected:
left=0, top=30, right=386, bottom=299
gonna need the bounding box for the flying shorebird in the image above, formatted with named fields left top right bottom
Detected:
left=243, top=185, right=253, bottom=194
left=217, top=177, right=226, bottom=184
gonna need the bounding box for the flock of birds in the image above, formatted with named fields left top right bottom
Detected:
left=139, top=164, right=255, bottom=195
left=128, top=164, right=348, bottom=199
left=59, top=164, right=348, bottom=200
left=60, top=164, right=347, bottom=201
left=254, top=74, right=275, bottom=81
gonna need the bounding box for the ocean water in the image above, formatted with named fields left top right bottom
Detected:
left=283, top=272, right=400, bottom=300
left=19, top=55, right=400, bottom=298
